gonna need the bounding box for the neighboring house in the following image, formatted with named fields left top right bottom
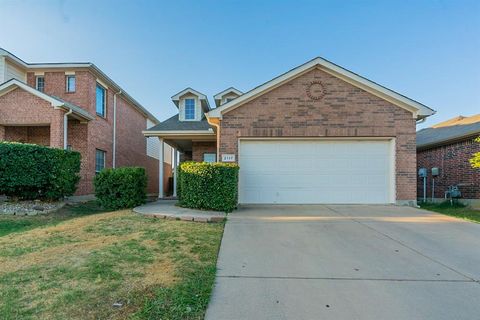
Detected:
left=417, top=115, right=480, bottom=207
left=145, top=57, right=435, bottom=205
left=0, top=48, right=172, bottom=196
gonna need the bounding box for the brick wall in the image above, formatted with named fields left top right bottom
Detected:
left=4, top=126, right=50, bottom=145
left=192, top=141, right=216, bottom=162
left=0, top=70, right=160, bottom=196
left=417, top=138, right=480, bottom=199
left=219, top=68, right=417, bottom=201
left=115, top=95, right=159, bottom=194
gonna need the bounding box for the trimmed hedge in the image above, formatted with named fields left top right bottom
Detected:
left=177, top=162, right=239, bottom=212
left=0, top=142, right=81, bottom=200
left=94, top=167, right=147, bottom=210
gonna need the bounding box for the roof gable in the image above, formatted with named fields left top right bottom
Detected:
left=0, top=78, right=94, bottom=121
left=171, top=87, right=210, bottom=111
left=207, top=57, right=435, bottom=120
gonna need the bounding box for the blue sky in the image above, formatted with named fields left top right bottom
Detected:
left=1, top=0, right=478, bottom=128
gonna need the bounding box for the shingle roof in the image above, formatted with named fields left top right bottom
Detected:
left=145, top=114, right=212, bottom=131
left=417, top=114, right=480, bottom=149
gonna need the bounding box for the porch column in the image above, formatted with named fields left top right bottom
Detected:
left=49, top=109, right=64, bottom=148
left=0, top=125, right=5, bottom=141
left=158, top=138, right=164, bottom=198
left=173, top=148, right=178, bottom=197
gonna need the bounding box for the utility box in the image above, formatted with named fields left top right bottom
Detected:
left=431, top=167, right=440, bottom=177
left=418, top=168, right=427, bottom=178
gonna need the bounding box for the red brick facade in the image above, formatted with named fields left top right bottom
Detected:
left=417, top=138, right=480, bottom=200
left=192, top=141, right=217, bottom=162
left=218, top=68, right=417, bottom=202
left=0, top=70, right=160, bottom=196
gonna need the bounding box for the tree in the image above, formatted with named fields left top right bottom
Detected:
left=470, top=137, right=480, bottom=168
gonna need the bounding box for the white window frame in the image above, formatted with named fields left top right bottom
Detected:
left=203, top=153, right=217, bottom=163
left=96, top=82, right=107, bottom=117
left=66, top=75, right=76, bottom=93
left=95, top=149, right=106, bottom=173
left=184, top=98, right=196, bottom=120
left=36, top=76, right=45, bottom=92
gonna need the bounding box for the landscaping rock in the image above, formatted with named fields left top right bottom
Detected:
left=0, top=200, right=65, bottom=215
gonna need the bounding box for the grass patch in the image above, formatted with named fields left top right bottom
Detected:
left=419, top=201, right=480, bottom=223
left=0, top=201, right=108, bottom=237
left=0, top=206, right=224, bottom=319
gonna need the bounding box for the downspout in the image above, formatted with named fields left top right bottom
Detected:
left=113, top=90, right=122, bottom=168
left=63, top=108, right=73, bottom=150
left=206, top=116, right=221, bottom=161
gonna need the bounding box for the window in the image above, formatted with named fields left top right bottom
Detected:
left=184, top=98, right=195, bottom=120
left=66, top=75, right=76, bottom=92
left=96, top=83, right=106, bottom=117
left=203, top=153, right=216, bottom=163
left=95, top=149, right=106, bottom=173
left=36, top=76, right=45, bottom=92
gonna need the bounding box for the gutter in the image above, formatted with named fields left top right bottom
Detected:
left=63, top=108, right=73, bottom=149
left=113, top=90, right=122, bottom=168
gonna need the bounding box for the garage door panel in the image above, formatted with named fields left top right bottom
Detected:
left=239, top=140, right=393, bottom=204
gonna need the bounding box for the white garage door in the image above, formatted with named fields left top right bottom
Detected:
left=239, top=139, right=394, bottom=204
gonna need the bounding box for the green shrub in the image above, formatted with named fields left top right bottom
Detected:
left=94, top=167, right=147, bottom=210
left=177, top=162, right=239, bottom=212
left=0, top=142, right=81, bottom=200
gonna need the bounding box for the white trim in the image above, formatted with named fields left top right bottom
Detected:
left=0, top=48, right=159, bottom=123
left=213, top=87, right=243, bottom=100
left=35, top=75, right=45, bottom=92
left=0, top=78, right=61, bottom=107
left=390, top=138, right=397, bottom=204
left=64, top=71, right=75, bottom=75
left=173, top=148, right=178, bottom=197
left=172, top=87, right=207, bottom=101
left=0, top=78, right=94, bottom=121
left=207, top=57, right=435, bottom=119
left=96, top=78, right=109, bottom=90
left=159, top=138, right=164, bottom=198
left=34, top=71, right=44, bottom=76
left=171, top=87, right=210, bottom=110
left=143, top=129, right=215, bottom=136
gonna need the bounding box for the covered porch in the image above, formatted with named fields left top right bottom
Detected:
left=146, top=130, right=217, bottom=198
left=0, top=78, right=94, bottom=149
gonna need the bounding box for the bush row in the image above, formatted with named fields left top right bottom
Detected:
left=0, top=142, right=81, bottom=200
left=177, top=162, right=239, bottom=212
left=94, top=167, right=147, bottom=210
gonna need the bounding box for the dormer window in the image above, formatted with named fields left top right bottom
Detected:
left=185, top=98, right=195, bottom=120
left=213, top=87, right=243, bottom=107
left=172, top=88, right=209, bottom=122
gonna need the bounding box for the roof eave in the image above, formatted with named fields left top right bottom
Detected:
left=207, top=57, right=435, bottom=120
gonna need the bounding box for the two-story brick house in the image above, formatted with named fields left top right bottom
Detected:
left=0, top=48, right=171, bottom=196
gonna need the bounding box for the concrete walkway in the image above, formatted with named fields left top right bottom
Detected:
left=205, top=205, right=480, bottom=320
left=133, top=200, right=225, bottom=222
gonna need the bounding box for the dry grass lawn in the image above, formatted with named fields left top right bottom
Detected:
left=0, top=206, right=224, bottom=320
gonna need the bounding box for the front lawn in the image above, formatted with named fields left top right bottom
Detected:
left=0, top=201, right=108, bottom=237
left=419, top=202, right=480, bottom=223
left=0, top=203, right=224, bottom=320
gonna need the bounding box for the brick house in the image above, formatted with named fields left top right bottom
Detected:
left=417, top=115, right=480, bottom=208
left=145, top=57, right=434, bottom=205
left=0, top=48, right=172, bottom=196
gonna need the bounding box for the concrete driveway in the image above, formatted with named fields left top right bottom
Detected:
left=205, top=205, right=480, bottom=320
